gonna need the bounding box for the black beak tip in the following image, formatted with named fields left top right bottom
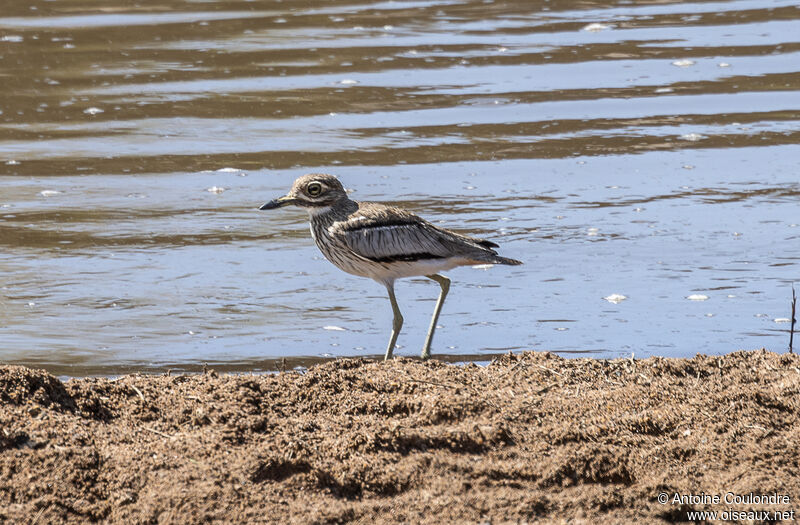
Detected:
left=259, top=201, right=277, bottom=210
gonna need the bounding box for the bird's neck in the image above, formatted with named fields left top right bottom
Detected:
left=306, top=198, right=356, bottom=223
left=305, top=205, right=334, bottom=218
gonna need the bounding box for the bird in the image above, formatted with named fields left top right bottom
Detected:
left=259, top=173, right=522, bottom=361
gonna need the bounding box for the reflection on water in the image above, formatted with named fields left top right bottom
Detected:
left=1, top=0, right=798, bottom=375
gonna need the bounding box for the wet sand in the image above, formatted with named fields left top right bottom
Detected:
left=2, top=350, right=799, bottom=524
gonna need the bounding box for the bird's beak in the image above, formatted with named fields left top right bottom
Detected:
left=259, top=195, right=296, bottom=210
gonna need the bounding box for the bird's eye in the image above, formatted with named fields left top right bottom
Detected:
left=307, top=182, right=323, bottom=197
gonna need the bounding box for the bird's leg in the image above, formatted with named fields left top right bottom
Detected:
left=421, top=274, right=450, bottom=360
left=384, top=282, right=403, bottom=361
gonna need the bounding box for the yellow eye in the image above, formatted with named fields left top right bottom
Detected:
left=307, top=182, right=323, bottom=196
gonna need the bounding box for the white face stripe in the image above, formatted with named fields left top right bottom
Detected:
left=306, top=206, right=333, bottom=217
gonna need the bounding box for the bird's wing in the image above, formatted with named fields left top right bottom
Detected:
left=329, top=207, right=457, bottom=263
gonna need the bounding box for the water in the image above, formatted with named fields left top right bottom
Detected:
left=1, top=0, right=798, bottom=375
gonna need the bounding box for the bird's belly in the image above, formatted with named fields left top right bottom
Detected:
left=318, top=242, right=464, bottom=281
left=372, top=258, right=466, bottom=279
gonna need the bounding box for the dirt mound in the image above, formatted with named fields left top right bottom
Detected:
left=1, top=350, right=799, bottom=523
left=0, top=365, right=74, bottom=409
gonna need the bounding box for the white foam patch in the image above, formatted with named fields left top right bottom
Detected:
left=604, top=294, right=627, bottom=304
left=582, top=23, right=612, bottom=32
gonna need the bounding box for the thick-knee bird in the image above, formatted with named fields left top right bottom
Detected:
left=259, top=173, right=522, bottom=360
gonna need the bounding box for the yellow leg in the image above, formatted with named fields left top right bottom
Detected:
left=421, top=274, right=450, bottom=360
left=384, top=282, right=403, bottom=360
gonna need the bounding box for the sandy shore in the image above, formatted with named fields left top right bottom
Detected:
left=2, top=350, right=799, bottom=524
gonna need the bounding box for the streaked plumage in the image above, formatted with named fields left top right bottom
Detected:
left=260, top=173, right=522, bottom=360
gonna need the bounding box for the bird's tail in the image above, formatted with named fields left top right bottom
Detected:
left=456, top=234, right=523, bottom=266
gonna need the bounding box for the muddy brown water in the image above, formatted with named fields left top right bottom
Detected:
left=1, top=0, right=798, bottom=375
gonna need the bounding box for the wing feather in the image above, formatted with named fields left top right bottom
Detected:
left=331, top=220, right=451, bottom=262
left=329, top=203, right=501, bottom=263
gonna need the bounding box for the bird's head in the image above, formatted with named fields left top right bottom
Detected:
left=259, top=173, right=348, bottom=212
